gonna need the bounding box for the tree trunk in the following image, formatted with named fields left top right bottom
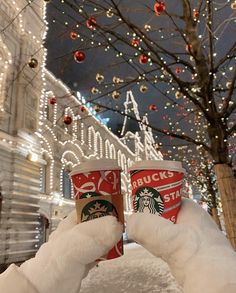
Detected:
left=214, top=164, right=236, bottom=250
left=211, top=207, right=222, bottom=231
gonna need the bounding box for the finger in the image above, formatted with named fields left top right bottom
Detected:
left=178, top=198, right=230, bottom=247
left=56, top=215, right=123, bottom=265
left=127, top=212, right=198, bottom=263
left=49, top=210, right=77, bottom=241
left=177, top=198, right=219, bottom=229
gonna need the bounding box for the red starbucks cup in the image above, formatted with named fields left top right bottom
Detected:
left=70, top=159, right=124, bottom=260
left=128, top=160, right=185, bottom=223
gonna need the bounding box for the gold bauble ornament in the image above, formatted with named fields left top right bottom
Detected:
left=94, top=105, right=101, bottom=112
left=140, top=84, right=148, bottom=93
left=112, top=76, right=123, bottom=84
left=91, top=87, right=99, bottom=94
left=175, top=91, right=182, bottom=99
left=226, top=81, right=232, bottom=88
left=112, top=91, right=120, bottom=99
left=96, top=73, right=104, bottom=83
left=231, top=2, right=236, bottom=9
left=28, top=58, right=38, bottom=68
left=106, top=9, right=114, bottom=18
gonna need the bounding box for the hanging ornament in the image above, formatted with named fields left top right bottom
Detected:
left=63, top=116, right=72, bottom=125
left=185, top=44, right=192, bottom=53
left=96, top=73, right=104, bottom=83
left=153, top=143, right=160, bottom=150
left=154, top=1, right=166, bottom=16
left=106, top=9, right=114, bottom=18
left=112, top=91, right=120, bottom=99
left=139, top=54, right=149, bottom=64
left=193, top=9, right=199, bottom=20
left=144, top=24, right=151, bottom=31
left=94, top=105, right=101, bottom=112
left=149, top=104, right=157, bottom=111
left=91, top=87, right=99, bottom=94
left=140, top=84, right=148, bottom=93
left=49, top=97, right=56, bottom=105
left=226, top=81, right=232, bottom=88
left=231, top=2, right=236, bottom=9
left=79, top=105, right=87, bottom=113
left=70, top=31, right=77, bottom=40
left=86, top=17, right=96, bottom=29
left=74, top=51, right=85, bottom=63
left=131, top=39, right=139, bottom=47
left=175, top=67, right=182, bottom=74
left=28, top=58, right=38, bottom=68
left=113, top=76, right=123, bottom=84
left=175, top=91, right=182, bottom=99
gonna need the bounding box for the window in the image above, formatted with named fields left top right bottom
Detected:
left=63, top=169, right=72, bottom=199
left=40, top=165, right=46, bottom=194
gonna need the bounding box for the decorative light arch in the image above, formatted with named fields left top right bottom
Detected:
left=0, top=38, right=12, bottom=112
left=95, top=132, right=103, bottom=157
left=88, top=126, right=96, bottom=150
left=110, top=144, right=116, bottom=159
left=117, top=150, right=122, bottom=167
left=105, top=139, right=110, bottom=158
left=61, top=150, right=80, bottom=167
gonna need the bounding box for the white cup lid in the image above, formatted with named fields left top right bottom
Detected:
left=70, top=159, right=121, bottom=177
left=128, top=160, right=186, bottom=173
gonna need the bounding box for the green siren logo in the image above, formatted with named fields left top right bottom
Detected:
left=81, top=199, right=118, bottom=222
left=134, top=186, right=164, bottom=215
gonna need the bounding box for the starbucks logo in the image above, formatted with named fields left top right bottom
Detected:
left=134, top=186, right=164, bottom=215
left=81, top=199, right=118, bottom=222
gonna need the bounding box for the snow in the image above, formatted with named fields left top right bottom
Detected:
left=80, top=243, right=182, bottom=293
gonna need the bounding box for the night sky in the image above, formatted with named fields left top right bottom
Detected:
left=45, top=0, right=235, bottom=163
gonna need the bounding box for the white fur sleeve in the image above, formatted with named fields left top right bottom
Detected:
left=0, top=264, right=39, bottom=293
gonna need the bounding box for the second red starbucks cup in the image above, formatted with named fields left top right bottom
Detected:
left=128, top=160, right=185, bottom=223
left=70, top=159, right=124, bottom=260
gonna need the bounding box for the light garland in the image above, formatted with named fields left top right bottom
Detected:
left=1, top=0, right=164, bottom=214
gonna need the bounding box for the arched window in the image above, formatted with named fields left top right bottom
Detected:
left=63, top=168, right=72, bottom=199
left=110, top=144, right=116, bottom=159
left=117, top=150, right=122, bottom=167
left=121, top=154, right=127, bottom=173
left=105, top=140, right=110, bottom=158
left=88, top=126, right=96, bottom=149
left=96, top=132, right=103, bottom=157
left=40, top=152, right=52, bottom=195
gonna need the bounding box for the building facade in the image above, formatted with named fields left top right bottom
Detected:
left=0, top=0, right=162, bottom=267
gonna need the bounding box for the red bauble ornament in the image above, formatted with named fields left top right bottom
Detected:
left=131, top=39, right=139, bottom=47
left=175, top=67, right=182, bottom=74
left=70, top=31, right=77, bottom=40
left=149, top=104, right=157, bottom=111
left=80, top=105, right=87, bottom=112
left=139, top=54, right=148, bottom=64
left=86, top=17, right=96, bottom=29
left=63, top=116, right=72, bottom=125
left=193, top=9, right=199, bottom=20
left=74, top=51, right=85, bottom=63
left=185, top=44, right=192, bottom=53
left=154, top=1, right=166, bottom=16
left=49, top=97, right=56, bottom=105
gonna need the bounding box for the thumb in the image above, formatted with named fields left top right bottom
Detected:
left=127, top=213, right=199, bottom=264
